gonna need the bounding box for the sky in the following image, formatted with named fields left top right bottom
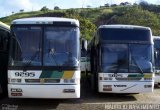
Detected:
left=0, top=0, right=159, bottom=18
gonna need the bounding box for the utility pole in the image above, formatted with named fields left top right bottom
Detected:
left=82, top=0, right=85, bottom=8
left=32, top=6, right=33, bottom=12
left=111, top=0, right=112, bottom=6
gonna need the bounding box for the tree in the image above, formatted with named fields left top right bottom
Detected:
left=120, top=2, right=124, bottom=6
left=114, top=7, right=160, bottom=35
left=104, top=3, right=110, bottom=7
left=87, top=5, right=91, bottom=8
left=80, top=18, right=96, bottom=40
left=133, top=3, right=138, bottom=6
left=65, top=14, right=96, bottom=40
left=19, top=9, right=24, bottom=13
left=139, top=1, right=149, bottom=8
left=124, top=2, right=131, bottom=6
left=95, top=12, right=117, bottom=26
left=66, top=9, right=78, bottom=15
left=120, top=2, right=131, bottom=6
left=40, top=6, right=49, bottom=12
left=54, top=6, right=60, bottom=10
left=111, top=4, right=117, bottom=7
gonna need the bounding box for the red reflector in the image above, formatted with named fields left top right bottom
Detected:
left=11, top=93, right=22, bottom=96
left=103, top=88, right=112, bottom=91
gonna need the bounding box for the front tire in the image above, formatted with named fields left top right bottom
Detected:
left=91, top=74, right=98, bottom=92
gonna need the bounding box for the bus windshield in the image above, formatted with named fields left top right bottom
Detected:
left=101, top=44, right=153, bottom=73
left=10, top=26, right=42, bottom=66
left=9, top=26, right=79, bottom=67
left=43, top=27, right=79, bottom=66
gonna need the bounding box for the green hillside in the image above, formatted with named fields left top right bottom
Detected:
left=1, top=4, right=160, bottom=40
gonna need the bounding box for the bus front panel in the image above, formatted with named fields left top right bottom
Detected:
left=98, top=73, right=154, bottom=93
left=8, top=70, right=80, bottom=98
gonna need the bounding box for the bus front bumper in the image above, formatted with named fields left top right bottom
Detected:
left=8, top=84, right=80, bottom=98
left=155, top=74, right=160, bottom=84
left=98, top=81, right=154, bottom=93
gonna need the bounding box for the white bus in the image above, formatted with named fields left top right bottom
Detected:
left=0, top=22, right=10, bottom=97
left=153, top=36, right=160, bottom=85
left=89, top=25, right=154, bottom=93
left=8, top=17, right=80, bottom=98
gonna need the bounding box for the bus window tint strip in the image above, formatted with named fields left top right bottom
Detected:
left=99, top=28, right=151, bottom=42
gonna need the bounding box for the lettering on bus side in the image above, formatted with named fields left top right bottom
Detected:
left=114, top=85, right=127, bottom=87
left=108, top=73, right=123, bottom=78
left=15, top=72, right=35, bottom=77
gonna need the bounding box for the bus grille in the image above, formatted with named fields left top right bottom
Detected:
left=25, top=79, right=60, bottom=83
left=115, top=77, right=142, bottom=81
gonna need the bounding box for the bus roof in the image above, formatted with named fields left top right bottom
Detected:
left=153, top=36, right=160, bottom=40
left=0, top=21, right=10, bottom=31
left=97, top=24, right=152, bottom=44
left=98, top=25, right=150, bottom=30
left=11, top=17, right=79, bottom=27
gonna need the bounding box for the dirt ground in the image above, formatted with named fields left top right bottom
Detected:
left=0, top=78, right=160, bottom=110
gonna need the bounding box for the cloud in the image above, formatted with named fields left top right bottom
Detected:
left=75, top=0, right=104, bottom=8
left=105, top=0, right=136, bottom=5
left=6, top=0, right=33, bottom=10
left=0, top=0, right=41, bottom=17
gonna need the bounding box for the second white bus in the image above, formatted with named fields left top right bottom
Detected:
left=89, top=25, right=154, bottom=93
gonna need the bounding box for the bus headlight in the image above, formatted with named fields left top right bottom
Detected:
left=100, top=77, right=112, bottom=80
left=64, top=79, right=80, bottom=84
left=144, top=78, right=152, bottom=80
left=144, top=85, right=152, bottom=88
left=64, top=79, right=74, bottom=83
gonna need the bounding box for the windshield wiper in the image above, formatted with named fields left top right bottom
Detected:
left=115, top=59, right=127, bottom=73
left=130, top=51, right=144, bottom=75
left=47, top=48, right=59, bottom=66
left=24, top=50, right=40, bottom=67
left=23, top=43, right=41, bottom=69
left=50, top=53, right=59, bottom=66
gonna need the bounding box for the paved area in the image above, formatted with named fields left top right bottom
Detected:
left=0, top=78, right=160, bottom=110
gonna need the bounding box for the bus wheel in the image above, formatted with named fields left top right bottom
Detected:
left=91, top=74, right=98, bottom=92
left=0, top=84, right=8, bottom=98
left=91, top=74, right=94, bottom=90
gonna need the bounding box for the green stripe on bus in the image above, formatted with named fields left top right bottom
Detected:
left=40, top=71, right=64, bottom=78
left=128, top=74, right=143, bottom=78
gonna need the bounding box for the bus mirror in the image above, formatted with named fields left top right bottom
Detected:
left=154, top=50, right=158, bottom=59
left=82, top=39, right=87, bottom=51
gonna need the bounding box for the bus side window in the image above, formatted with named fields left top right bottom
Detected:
left=0, top=29, right=9, bottom=52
